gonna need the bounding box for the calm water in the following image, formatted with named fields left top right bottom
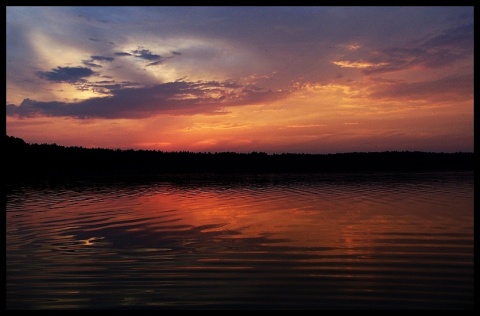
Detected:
left=6, top=172, right=473, bottom=309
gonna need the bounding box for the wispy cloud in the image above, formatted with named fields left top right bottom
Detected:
left=333, top=23, right=473, bottom=75
left=368, top=74, right=473, bottom=102
left=81, top=55, right=114, bottom=68
left=347, top=44, right=360, bottom=51
left=146, top=60, right=162, bottom=67
left=284, top=124, right=326, bottom=128
left=82, top=60, right=102, bottom=68
left=75, top=80, right=136, bottom=95
left=332, top=61, right=387, bottom=69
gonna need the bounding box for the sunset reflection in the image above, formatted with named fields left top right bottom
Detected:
left=7, top=173, right=473, bottom=309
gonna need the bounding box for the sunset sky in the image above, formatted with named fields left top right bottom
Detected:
left=6, top=6, right=474, bottom=153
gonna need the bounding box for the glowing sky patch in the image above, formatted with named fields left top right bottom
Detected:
left=332, top=60, right=389, bottom=69
left=347, top=44, right=361, bottom=51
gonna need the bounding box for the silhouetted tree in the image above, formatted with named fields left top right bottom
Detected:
left=5, top=134, right=474, bottom=182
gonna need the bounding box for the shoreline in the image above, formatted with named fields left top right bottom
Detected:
left=6, top=135, right=474, bottom=182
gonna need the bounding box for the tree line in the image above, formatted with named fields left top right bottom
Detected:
left=5, top=135, right=474, bottom=181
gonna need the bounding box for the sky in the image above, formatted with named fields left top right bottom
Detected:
left=6, top=6, right=474, bottom=153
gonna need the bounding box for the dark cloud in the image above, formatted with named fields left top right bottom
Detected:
left=91, top=55, right=115, bottom=62
left=7, top=80, right=288, bottom=119
left=81, top=56, right=113, bottom=69
left=82, top=60, right=102, bottom=68
left=7, top=98, right=67, bottom=117
left=424, top=24, right=473, bottom=49
left=96, top=80, right=116, bottom=84
left=88, top=37, right=115, bottom=46
left=114, top=52, right=132, bottom=56
left=115, top=48, right=171, bottom=66
left=132, top=49, right=161, bottom=61
left=70, top=79, right=141, bottom=96
left=83, top=80, right=138, bottom=94
left=36, top=66, right=95, bottom=83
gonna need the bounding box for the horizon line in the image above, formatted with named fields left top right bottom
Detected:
left=6, top=135, right=474, bottom=156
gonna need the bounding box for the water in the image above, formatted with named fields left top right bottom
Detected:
left=6, top=172, right=473, bottom=309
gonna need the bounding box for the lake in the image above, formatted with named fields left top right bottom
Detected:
left=6, top=172, right=474, bottom=309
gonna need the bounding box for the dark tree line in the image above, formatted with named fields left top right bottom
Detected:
left=5, top=135, right=474, bottom=181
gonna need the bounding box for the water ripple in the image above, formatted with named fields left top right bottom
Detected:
left=7, top=171, right=473, bottom=309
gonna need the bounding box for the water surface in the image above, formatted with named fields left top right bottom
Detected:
left=6, top=172, right=474, bottom=309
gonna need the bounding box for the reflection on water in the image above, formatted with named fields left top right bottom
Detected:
left=6, top=172, right=473, bottom=309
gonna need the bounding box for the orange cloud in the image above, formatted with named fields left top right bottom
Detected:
left=332, top=60, right=388, bottom=69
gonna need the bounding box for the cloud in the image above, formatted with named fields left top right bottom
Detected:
left=368, top=74, right=473, bottom=102
left=116, top=47, right=168, bottom=65
left=82, top=60, right=102, bottom=68
left=7, top=80, right=288, bottom=119
left=76, top=13, right=109, bottom=24
left=424, top=24, right=473, bottom=49
left=114, top=52, right=132, bottom=56
left=91, top=55, right=114, bottom=62
left=347, top=44, right=360, bottom=51
left=76, top=80, right=139, bottom=95
left=132, top=48, right=161, bottom=61
left=81, top=55, right=114, bottom=68
left=36, top=66, right=95, bottom=83
left=332, top=61, right=387, bottom=69
left=333, top=24, right=473, bottom=75
left=115, top=49, right=167, bottom=64
left=146, top=60, right=162, bottom=67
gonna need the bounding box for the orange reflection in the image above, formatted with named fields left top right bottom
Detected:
left=7, top=177, right=473, bottom=258
left=130, top=179, right=474, bottom=255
